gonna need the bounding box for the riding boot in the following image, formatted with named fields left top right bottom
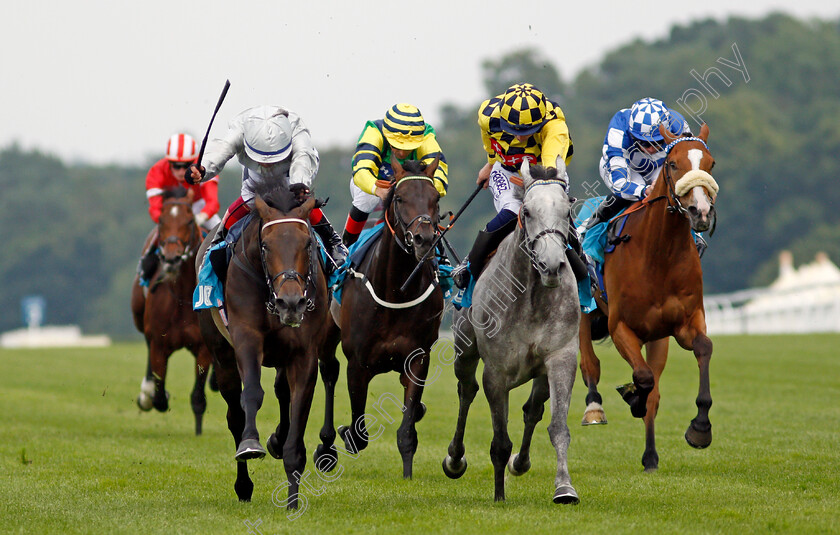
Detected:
left=695, top=234, right=708, bottom=258
left=584, top=193, right=633, bottom=230
left=566, top=220, right=593, bottom=283
left=138, top=247, right=159, bottom=283
left=313, top=215, right=349, bottom=271
left=452, top=219, right=517, bottom=289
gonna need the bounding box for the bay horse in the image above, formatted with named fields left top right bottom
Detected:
left=195, top=182, right=340, bottom=507
left=442, top=159, right=581, bottom=504
left=130, top=187, right=213, bottom=435
left=331, top=158, right=444, bottom=479
left=579, top=123, right=719, bottom=471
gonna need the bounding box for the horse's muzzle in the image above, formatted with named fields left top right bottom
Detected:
left=273, top=294, right=307, bottom=327
left=688, top=204, right=713, bottom=233
left=411, top=233, right=435, bottom=262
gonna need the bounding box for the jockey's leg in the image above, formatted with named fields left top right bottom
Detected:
left=342, top=206, right=369, bottom=247
left=452, top=212, right=517, bottom=289
left=138, top=228, right=160, bottom=284
left=310, top=208, right=348, bottom=270
left=584, top=193, right=633, bottom=230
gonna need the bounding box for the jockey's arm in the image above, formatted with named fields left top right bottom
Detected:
left=351, top=123, right=386, bottom=195
left=538, top=118, right=573, bottom=168
left=417, top=135, right=449, bottom=197
left=287, top=111, right=319, bottom=188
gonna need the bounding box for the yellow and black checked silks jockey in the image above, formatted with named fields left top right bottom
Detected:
left=478, top=86, right=574, bottom=172
left=351, top=119, right=449, bottom=197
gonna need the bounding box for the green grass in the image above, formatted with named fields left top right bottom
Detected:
left=1, top=335, right=839, bottom=534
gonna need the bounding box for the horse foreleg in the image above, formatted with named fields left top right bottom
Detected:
left=137, top=354, right=155, bottom=411
left=579, top=313, right=606, bottom=425
left=612, top=321, right=654, bottom=419
left=267, top=368, right=290, bottom=460
left=314, top=351, right=340, bottom=472
left=281, top=352, right=319, bottom=511
left=640, top=338, right=669, bottom=471
left=686, top=330, right=713, bottom=449
left=483, top=372, right=512, bottom=502
left=215, top=354, right=253, bottom=501
left=339, top=360, right=371, bottom=454
left=148, top=342, right=171, bottom=413
left=508, top=375, right=549, bottom=477
left=234, top=338, right=266, bottom=461
left=442, top=340, right=480, bottom=480
left=190, top=346, right=212, bottom=436
left=546, top=347, right=580, bottom=504
left=397, top=351, right=430, bottom=479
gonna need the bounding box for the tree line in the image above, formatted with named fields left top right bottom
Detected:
left=2, top=13, right=838, bottom=337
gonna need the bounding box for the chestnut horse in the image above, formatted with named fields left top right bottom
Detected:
left=579, top=123, right=719, bottom=471
left=331, top=158, right=444, bottom=479
left=196, top=183, right=339, bottom=508
left=130, top=187, right=213, bottom=435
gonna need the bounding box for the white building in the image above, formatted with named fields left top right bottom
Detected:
left=704, top=251, right=840, bottom=334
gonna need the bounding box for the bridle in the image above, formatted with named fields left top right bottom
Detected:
left=157, top=199, right=200, bottom=265
left=518, top=178, right=571, bottom=275
left=258, top=218, right=316, bottom=317
left=659, top=137, right=712, bottom=215
left=384, top=176, right=440, bottom=255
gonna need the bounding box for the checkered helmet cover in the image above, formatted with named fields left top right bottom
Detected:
left=628, top=97, right=670, bottom=141
left=499, top=83, right=547, bottom=134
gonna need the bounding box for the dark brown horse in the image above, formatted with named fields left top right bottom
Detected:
left=196, top=182, right=339, bottom=508
left=332, top=158, right=444, bottom=479
left=579, top=123, right=719, bottom=471
left=131, top=187, right=213, bottom=435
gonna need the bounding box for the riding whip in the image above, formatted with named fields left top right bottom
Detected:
left=400, top=182, right=484, bottom=292
left=189, top=79, right=230, bottom=184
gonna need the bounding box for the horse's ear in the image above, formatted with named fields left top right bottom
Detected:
left=391, top=155, right=405, bottom=181
left=296, top=196, right=316, bottom=219
left=520, top=159, right=535, bottom=189
left=698, top=123, right=710, bottom=143
left=254, top=195, right=271, bottom=220
left=659, top=123, right=678, bottom=145
left=554, top=155, right=567, bottom=179
left=424, top=156, right=440, bottom=179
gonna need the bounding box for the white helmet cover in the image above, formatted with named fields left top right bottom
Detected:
left=243, top=106, right=293, bottom=164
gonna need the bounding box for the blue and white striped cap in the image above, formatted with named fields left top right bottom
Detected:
left=628, top=97, right=670, bottom=142
left=243, top=106, right=293, bottom=164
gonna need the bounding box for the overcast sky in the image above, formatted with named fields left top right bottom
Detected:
left=3, top=0, right=838, bottom=165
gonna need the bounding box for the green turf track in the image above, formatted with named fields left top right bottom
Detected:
left=1, top=334, right=838, bottom=534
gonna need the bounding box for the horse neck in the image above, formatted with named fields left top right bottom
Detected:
left=637, top=183, right=695, bottom=261
left=368, top=226, right=430, bottom=296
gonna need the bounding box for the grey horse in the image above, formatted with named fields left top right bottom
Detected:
left=442, top=158, right=581, bottom=504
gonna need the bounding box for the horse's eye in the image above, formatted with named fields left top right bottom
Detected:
left=522, top=207, right=531, bottom=218
left=394, top=195, right=402, bottom=203
left=669, top=161, right=678, bottom=170
left=709, top=161, right=716, bottom=170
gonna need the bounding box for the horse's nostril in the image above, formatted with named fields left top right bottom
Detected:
left=688, top=206, right=700, bottom=216
left=413, top=234, right=425, bottom=246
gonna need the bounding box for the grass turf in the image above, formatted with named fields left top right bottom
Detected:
left=1, top=334, right=838, bottom=534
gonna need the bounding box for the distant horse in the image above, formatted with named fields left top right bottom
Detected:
left=579, top=123, right=719, bottom=471
left=442, top=159, right=581, bottom=504
left=331, top=158, right=444, bottom=479
left=196, top=182, right=339, bottom=508
left=130, top=187, right=213, bottom=435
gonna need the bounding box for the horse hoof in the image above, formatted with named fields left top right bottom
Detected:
left=415, top=402, right=427, bottom=423
left=507, top=453, right=530, bottom=476
left=553, top=485, right=580, bottom=505
left=642, top=451, right=659, bottom=472
left=266, top=434, right=282, bottom=460
left=313, top=444, right=337, bottom=472
left=581, top=402, right=607, bottom=425
left=442, top=455, right=467, bottom=479
left=235, top=439, right=266, bottom=462
left=136, top=393, right=154, bottom=411
left=685, top=421, right=712, bottom=449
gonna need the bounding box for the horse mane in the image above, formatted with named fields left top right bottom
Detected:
left=253, top=181, right=300, bottom=213
left=162, top=186, right=189, bottom=200
left=383, top=159, right=429, bottom=212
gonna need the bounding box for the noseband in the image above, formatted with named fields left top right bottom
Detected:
left=518, top=179, right=570, bottom=274
left=259, top=218, right=316, bottom=317
left=385, top=176, right=439, bottom=254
